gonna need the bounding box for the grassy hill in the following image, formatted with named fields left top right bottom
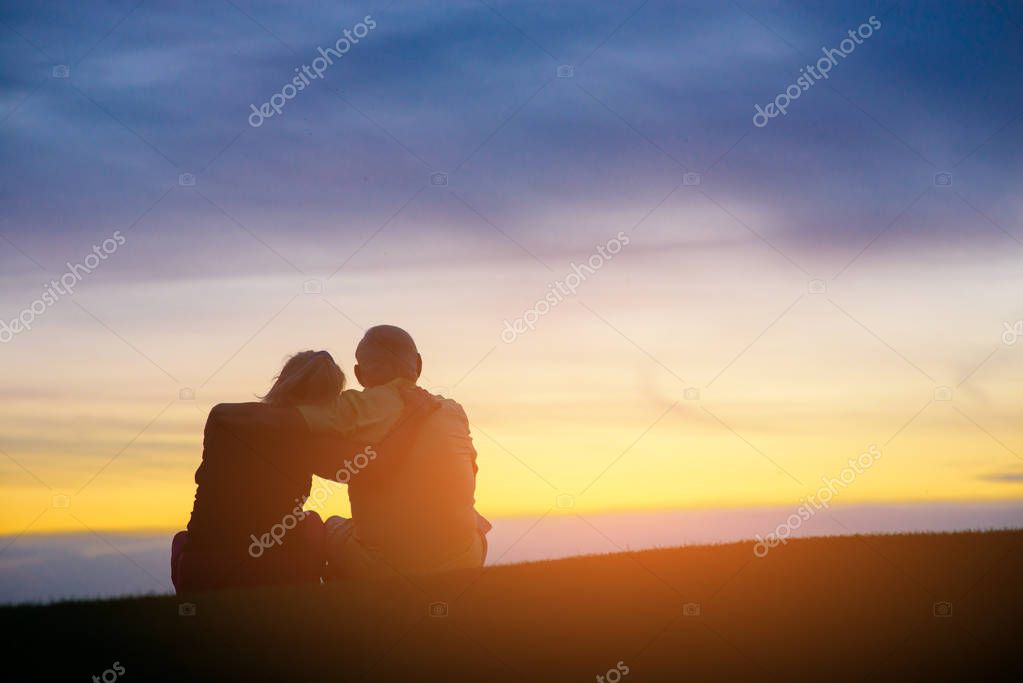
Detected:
left=4, top=531, right=1022, bottom=681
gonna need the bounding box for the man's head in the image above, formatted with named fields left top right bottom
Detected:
left=354, top=325, right=422, bottom=388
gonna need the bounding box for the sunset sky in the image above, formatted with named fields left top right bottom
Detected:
left=1, top=0, right=1022, bottom=536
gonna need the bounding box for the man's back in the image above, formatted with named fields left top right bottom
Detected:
left=343, top=393, right=484, bottom=574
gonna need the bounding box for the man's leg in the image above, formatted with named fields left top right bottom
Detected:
left=476, top=513, right=491, bottom=564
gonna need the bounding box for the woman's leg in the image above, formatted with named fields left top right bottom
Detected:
left=170, top=530, right=189, bottom=593
left=295, top=511, right=326, bottom=582
left=322, top=515, right=356, bottom=581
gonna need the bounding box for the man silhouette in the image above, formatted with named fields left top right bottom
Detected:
left=320, top=325, right=489, bottom=578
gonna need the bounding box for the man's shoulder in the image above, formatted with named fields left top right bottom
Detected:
left=429, top=391, right=466, bottom=414
left=428, top=393, right=471, bottom=430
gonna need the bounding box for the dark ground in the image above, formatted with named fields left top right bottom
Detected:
left=4, top=531, right=1022, bottom=681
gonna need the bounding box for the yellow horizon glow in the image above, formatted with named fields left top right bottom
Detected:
left=2, top=232, right=1022, bottom=536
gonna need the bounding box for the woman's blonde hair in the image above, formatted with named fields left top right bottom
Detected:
left=260, top=350, right=345, bottom=406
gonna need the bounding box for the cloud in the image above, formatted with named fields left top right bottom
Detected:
left=978, top=471, right=1023, bottom=483
left=1, top=0, right=1021, bottom=279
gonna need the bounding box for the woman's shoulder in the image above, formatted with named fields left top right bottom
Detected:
left=205, top=401, right=307, bottom=435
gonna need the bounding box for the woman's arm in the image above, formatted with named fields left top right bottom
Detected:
left=304, top=387, right=440, bottom=482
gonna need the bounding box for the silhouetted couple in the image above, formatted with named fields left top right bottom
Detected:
left=171, top=325, right=490, bottom=593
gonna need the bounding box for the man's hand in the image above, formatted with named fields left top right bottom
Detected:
left=379, top=386, right=441, bottom=450
left=354, top=387, right=440, bottom=486
left=396, top=386, right=442, bottom=425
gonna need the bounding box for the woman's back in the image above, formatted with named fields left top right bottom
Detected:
left=177, top=402, right=322, bottom=591
left=187, top=403, right=312, bottom=553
